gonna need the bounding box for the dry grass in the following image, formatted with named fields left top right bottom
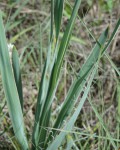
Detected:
left=0, top=0, right=120, bottom=149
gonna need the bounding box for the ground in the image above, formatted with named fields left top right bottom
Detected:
left=0, top=0, right=120, bottom=149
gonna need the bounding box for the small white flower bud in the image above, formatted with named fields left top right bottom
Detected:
left=7, top=43, right=14, bottom=58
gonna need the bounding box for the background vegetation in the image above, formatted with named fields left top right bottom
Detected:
left=0, top=0, right=120, bottom=149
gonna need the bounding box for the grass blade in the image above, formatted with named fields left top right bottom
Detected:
left=45, top=27, right=108, bottom=146
left=12, top=46, right=23, bottom=110
left=88, top=98, right=117, bottom=149
left=32, top=0, right=55, bottom=148
left=54, top=0, right=64, bottom=40
left=36, top=0, right=82, bottom=147
left=10, top=25, right=35, bottom=43
left=51, top=0, right=82, bottom=88
left=0, top=12, right=28, bottom=150
left=101, top=18, right=120, bottom=55
left=52, top=27, right=109, bottom=133
left=105, top=52, right=120, bottom=76
left=47, top=65, right=97, bottom=150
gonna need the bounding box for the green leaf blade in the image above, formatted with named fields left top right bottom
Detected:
left=12, top=46, right=23, bottom=110
left=0, top=12, right=28, bottom=150
left=53, top=27, right=109, bottom=133
left=54, top=0, right=64, bottom=39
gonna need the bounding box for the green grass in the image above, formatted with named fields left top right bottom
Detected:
left=0, top=0, right=120, bottom=150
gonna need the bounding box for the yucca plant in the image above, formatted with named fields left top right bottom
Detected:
left=0, top=0, right=120, bottom=149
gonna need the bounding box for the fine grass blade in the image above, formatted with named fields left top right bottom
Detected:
left=46, top=65, right=97, bottom=150
left=49, top=16, right=120, bottom=145
left=36, top=0, right=82, bottom=147
left=66, top=134, right=79, bottom=150
left=0, top=12, right=28, bottom=149
left=117, top=81, right=120, bottom=118
left=10, top=25, right=35, bottom=43
left=6, top=20, right=22, bottom=32
left=10, top=0, right=29, bottom=21
left=59, top=32, right=86, bottom=45
left=52, top=27, right=109, bottom=134
left=54, top=0, right=64, bottom=40
left=51, top=0, right=82, bottom=88
left=5, top=0, right=29, bottom=31
left=88, top=98, right=117, bottom=149
left=101, top=18, right=120, bottom=55
left=32, top=0, right=55, bottom=148
left=116, top=80, right=120, bottom=148
left=105, top=52, right=120, bottom=76
left=45, top=27, right=108, bottom=145
left=12, top=46, right=23, bottom=110
left=65, top=1, right=120, bottom=57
